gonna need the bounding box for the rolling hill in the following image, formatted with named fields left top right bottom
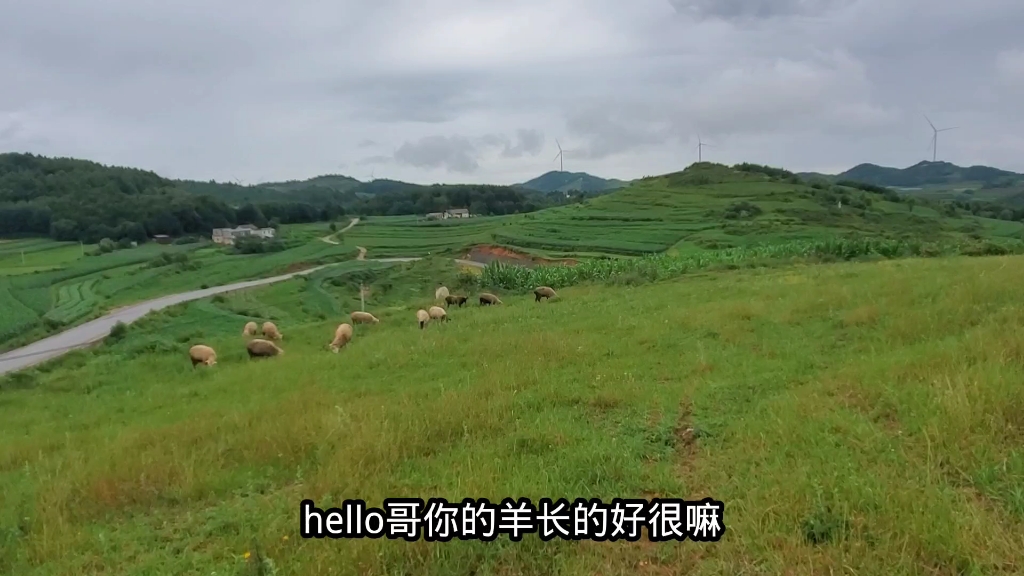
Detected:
left=516, top=170, right=628, bottom=194
left=799, top=161, right=1024, bottom=189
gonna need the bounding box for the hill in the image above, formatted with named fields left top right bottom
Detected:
left=0, top=153, right=564, bottom=243
left=345, top=162, right=1024, bottom=259
left=800, top=161, right=1024, bottom=189
left=516, top=170, right=628, bottom=194
left=3, top=252, right=1024, bottom=573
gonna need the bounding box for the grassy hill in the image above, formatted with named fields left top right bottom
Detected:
left=517, top=171, right=629, bottom=194
left=3, top=252, right=1024, bottom=574
left=346, top=162, right=1024, bottom=259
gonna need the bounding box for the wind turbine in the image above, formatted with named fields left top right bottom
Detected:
left=696, top=135, right=713, bottom=162
left=924, top=115, right=957, bottom=162
left=553, top=140, right=564, bottom=172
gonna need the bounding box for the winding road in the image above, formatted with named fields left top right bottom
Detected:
left=0, top=225, right=486, bottom=376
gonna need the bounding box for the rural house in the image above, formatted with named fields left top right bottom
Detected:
left=211, top=224, right=276, bottom=245
left=424, top=208, right=472, bottom=221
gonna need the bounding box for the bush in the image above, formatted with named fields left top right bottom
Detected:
left=106, top=321, right=129, bottom=344
left=173, top=236, right=200, bottom=245
left=723, top=201, right=763, bottom=219
left=98, top=238, right=116, bottom=253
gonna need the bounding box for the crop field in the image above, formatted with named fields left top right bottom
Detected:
left=0, top=239, right=90, bottom=276
left=0, top=226, right=357, bottom=352
left=346, top=216, right=507, bottom=258
left=344, top=165, right=1024, bottom=260
left=3, top=252, right=1024, bottom=575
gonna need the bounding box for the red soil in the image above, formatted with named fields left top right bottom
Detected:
left=463, top=245, right=578, bottom=267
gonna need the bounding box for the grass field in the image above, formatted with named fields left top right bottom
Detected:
left=0, top=225, right=356, bottom=352
left=347, top=165, right=1024, bottom=259
left=2, top=252, right=1024, bottom=575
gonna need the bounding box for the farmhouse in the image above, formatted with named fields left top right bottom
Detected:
left=424, top=208, right=472, bottom=221
left=211, top=224, right=276, bottom=245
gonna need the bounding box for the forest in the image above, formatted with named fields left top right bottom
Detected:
left=0, top=153, right=561, bottom=243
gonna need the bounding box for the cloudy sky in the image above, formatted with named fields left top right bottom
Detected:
left=1, top=0, right=1022, bottom=185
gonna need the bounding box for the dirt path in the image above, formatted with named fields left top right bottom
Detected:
left=356, top=246, right=367, bottom=260
left=320, top=217, right=360, bottom=245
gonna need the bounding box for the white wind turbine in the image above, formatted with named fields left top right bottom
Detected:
left=696, top=135, right=713, bottom=162
left=925, top=115, right=957, bottom=162
left=553, top=140, right=564, bottom=172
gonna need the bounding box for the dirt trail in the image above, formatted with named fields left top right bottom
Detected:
left=320, top=217, right=360, bottom=245
left=356, top=246, right=367, bottom=260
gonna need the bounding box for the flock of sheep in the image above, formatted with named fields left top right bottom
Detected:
left=186, top=284, right=558, bottom=369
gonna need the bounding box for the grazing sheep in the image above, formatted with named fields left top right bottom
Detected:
left=350, top=311, right=380, bottom=324
left=479, top=292, right=502, bottom=306
left=445, top=294, right=468, bottom=308
left=416, top=309, right=430, bottom=329
left=188, top=344, right=217, bottom=368
left=262, top=321, right=282, bottom=340
left=242, top=321, right=259, bottom=336
left=428, top=305, right=449, bottom=322
left=247, top=338, right=283, bottom=358
left=534, top=286, right=557, bottom=302
left=435, top=285, right=450, bottom=301
left=329, top=323, right=354, bottom=352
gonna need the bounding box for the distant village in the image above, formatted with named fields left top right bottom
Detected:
left=424, top=208, right=471, bottom=221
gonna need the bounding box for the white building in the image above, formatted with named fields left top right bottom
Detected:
left=211, top=224, right=276, bottom=245
left=424, top=208, right=471, bottom=221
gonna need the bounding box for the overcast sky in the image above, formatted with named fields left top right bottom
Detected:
left=2, top=0, right=1022, bottom=185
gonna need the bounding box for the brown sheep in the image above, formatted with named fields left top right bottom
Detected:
left=479, top=292, right=502, bottom=306
left=188, top=344, right=217, bottom=368
left=350, top=311, right=380, bottom=324
left=428, top=305, right=449, bottom=322
left=242, top=321, right=259, bottom=336
left=435, top=285, right=450, bottom=301
left=416, top=309, right=430, bottom=329
left=445, top=294, right=468, bottom=308
left=262, top=321, right=282, bottom=340
left=329, top=323, right=354, bottom=353
left=534, top=286, right=557, bottom=302
left=247, top=338, right=284, bottom=359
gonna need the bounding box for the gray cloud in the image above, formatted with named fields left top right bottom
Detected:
left=0, top=0, right=1023, bottom=184
left=668, top=0, right=854, bottom=21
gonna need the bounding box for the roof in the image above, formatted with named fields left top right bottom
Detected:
left=447, top=208, right=469, bottom=214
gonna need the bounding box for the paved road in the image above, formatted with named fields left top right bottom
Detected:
left=0, top=264, right=335, bottom=377
left=0, top=252, right=486, bottom=377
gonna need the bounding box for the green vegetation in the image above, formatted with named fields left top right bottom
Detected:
left=0, top=225, right=356, bottom=352
left=350, top=162, right=1024, bottom=259
left=478, top=236, right=1024, bottom=291
left=3, top=253, right=1024, bottom=574
left=800, top=160, right=1024, bottom=189
left=516, top=170, right=629, bottom=194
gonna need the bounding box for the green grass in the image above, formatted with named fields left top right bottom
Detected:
left=3, top=254, right=1024, bottom=574
left=0, top=226, right=358, bottom=352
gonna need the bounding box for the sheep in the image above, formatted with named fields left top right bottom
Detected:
left=262, top=321, right=282, bottom=340
left=428, top=305, right=449, bottom=322
left=445, top=294, right=468, bottom=308
left=247, top=338, right=284, bottom=359
left=416, top=309, right=430, bottom=329
left=188, top=344, right=217, bottom=368
left=435, top=285, right=450, bottom=301
left=534, top=286, right=557, bottom=302
left=350, top=311, right=380, bottom=324
left=242, top=321, right=259, bottom=336
left=329, top=323, right=354, bottom=353
left=479, top=292, right=502, bottom=306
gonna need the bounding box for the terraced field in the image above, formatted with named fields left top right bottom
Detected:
left=347, top=164, right=1024, bottom=259
left=0, top=226, right=356, bottom=352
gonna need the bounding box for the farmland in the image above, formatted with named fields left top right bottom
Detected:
left=0, top=226, right=356, bottom=352
left=348, top=164, right=1024, bottom=259
left=5, top=163, right=1024, bottom=354
left=3, top=251, right=1024, bottom=574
